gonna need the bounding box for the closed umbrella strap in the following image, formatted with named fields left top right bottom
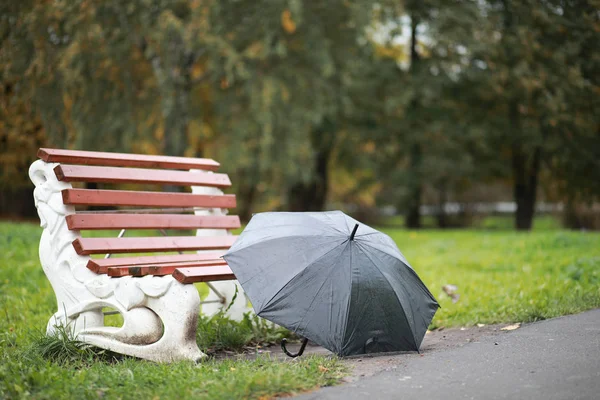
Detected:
left=281, top=338, right=309, bottom=358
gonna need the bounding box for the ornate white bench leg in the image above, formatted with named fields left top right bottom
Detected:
left=78, top=277, right=205, bottom=362
left=190, top=175, right=254, bottom=320
left=30, top=160, right=105, bottom=334
left=30, top=160, right=205, bottom=362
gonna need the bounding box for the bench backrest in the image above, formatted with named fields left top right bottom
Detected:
left=37, top=148, right=239, bottom=281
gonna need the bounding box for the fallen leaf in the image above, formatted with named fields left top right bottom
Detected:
left=442, top=284, right=458, bottom=295
left=318, top=365, right=330, bottom=373
left=477, top=323, right=486, bottom=328
left=501, top=323, right=521, bottom=331
left=442, top=285, right=460, bottom=303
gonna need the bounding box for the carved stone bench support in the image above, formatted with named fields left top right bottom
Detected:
left=30, top=160, right=207, bottom=362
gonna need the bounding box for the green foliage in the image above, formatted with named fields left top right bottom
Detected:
left=369, top=0, right=600, bottom=229
left=1, top=0, right=598, bottom=222
left=25, top=326, right=122, bottom=367
left=210, top=0, right=382, bottom=213
left=197, top=312, right=296, bottom=353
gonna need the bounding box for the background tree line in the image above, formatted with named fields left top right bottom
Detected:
left=1, top=0, right=599, bottom=230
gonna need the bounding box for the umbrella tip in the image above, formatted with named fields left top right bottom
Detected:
left=350, top=224, right=359, bottom=241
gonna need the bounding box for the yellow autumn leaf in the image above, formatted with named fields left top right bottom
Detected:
left=281, top=9, right=296, bottom=34
left=363, top=141, right=375, bottom=153
left=191, top=63, right=206, bottom=80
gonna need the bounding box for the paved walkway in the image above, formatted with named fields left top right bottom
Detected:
left=298, top=309, right=600, bottom=400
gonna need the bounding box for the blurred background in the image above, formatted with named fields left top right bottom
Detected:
left=1, top=0, right=598, bottom=230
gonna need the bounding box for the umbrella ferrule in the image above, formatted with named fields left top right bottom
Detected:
left=350, top=224, right=359, bottom=241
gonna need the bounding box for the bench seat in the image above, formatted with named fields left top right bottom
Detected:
left=29, top=148, right=251, bottom=362
left=87, top=252, right=226, bottom=274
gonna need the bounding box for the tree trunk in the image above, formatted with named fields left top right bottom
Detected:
left=145, top=38, right=193, bottom=192
left=562, top=197, right=582, bottom=230
left=237, top=183, right=257, bottom=223
left=512, top=143, right=541, bottom=231
left=405, top=143, right=423, bottom=229
left=287, top=149, right=331, bottom=211
left=162, top=80, right=191, bottom=193
left=436, top=180, right=448, bottom=228
left=287, top=119, right=335, bottom=211
left=236, top=159, right=260, bottom=222
left=287, top=154, right=328, bottom=211
left=0, top=187, right=37, bottom=219
left=163, top=86, right=190, bottom=158
left=404, top=16, right=422, bottom=229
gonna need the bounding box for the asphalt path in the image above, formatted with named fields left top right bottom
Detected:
left=297, top=309, right=600, bottom=400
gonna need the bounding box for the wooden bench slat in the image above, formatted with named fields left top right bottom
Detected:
left=107, top=259, right=228, bottom=277
left=73, top=236, right=238, bottom=255
left=66, top=214, right=241, bottom=230
left=62, top=189, right=237, bottom=208
left=173, top=266, right=236, bottom=284
left=39, top=148, right=220, bottom=171
left=54, top=165, right=231, bottom=188
left=87, top=252, right=226, bottom=274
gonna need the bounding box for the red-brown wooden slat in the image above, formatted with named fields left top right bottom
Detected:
left=38, top=148, right=220, bottom=171
left=66, top=214, right=241, bottom=230
left=54, top=165, right=231, bottom=188
left=62, top=189, right=236, bottom=208
left=107, top=259, right=228, bottom=277
left=173, top=266, right=236, bottom=283
left=87, top=252, right=226, bottom=274
left=73, top=235, right=238, bottom=255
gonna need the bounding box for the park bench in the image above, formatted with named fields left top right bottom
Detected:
left=29, top=148, right=251, bottom=362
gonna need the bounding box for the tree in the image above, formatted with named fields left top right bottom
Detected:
left=462, top=0, right=600, bottom=230
left=210, top=0, right=380, bottom=215
left=372, top=0, right=482, bottom=228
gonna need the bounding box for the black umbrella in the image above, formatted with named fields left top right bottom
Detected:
left=223, top=211, right=439, bottom=357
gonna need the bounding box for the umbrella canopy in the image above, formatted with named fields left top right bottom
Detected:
left=223, top=211, right=439, bottom=356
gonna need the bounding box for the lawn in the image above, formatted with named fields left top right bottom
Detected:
left=386, top=228, right=600, bottom=327
left=1, top=220, right=599, bottom=399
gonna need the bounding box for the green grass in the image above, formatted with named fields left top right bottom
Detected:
left=3, top=346, right=343, bottom=399
left=0, top=222, right=342, bottom=399
left=1, top=220, right=600, bottom=398
left=197, top=311, right=295, bottom=353
left=380, top=213, right=562, bottom=230
left=382, top=228, right=600, bottom=328
left=474, top=214, right=561, bottom=231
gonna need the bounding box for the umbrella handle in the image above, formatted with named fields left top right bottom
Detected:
left=281, top=338, right=309, bottom=358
